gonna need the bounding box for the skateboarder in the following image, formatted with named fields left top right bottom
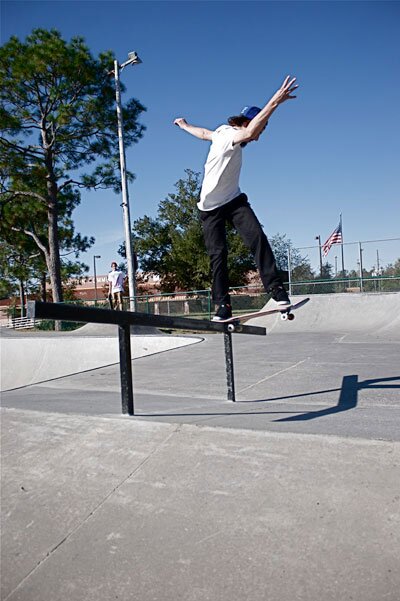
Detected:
left=174, top=75, right=298, bottom=321
left=107, top=261, right=125, bottom=311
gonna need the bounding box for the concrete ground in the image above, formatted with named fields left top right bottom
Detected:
left=1, top=293, right=400, bottom=600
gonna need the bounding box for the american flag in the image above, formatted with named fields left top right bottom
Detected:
left=322, top=223, right=343, bottom=256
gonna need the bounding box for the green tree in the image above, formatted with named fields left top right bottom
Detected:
left=269, top=232, right=310, bottom=272
left=0, top=29, right=145, bottom=305
left=291, top=262, right=315, bottom=282
left=131, top=170, right=312, bottom=294
left=130, top=169, right=256, bottom=292
left=321, top=262, right=334, bottom=280
left=0, top=239, right=42, bottom=315
left=382, top=258, right=400, bottom=277
left=1, top=178, right=93, bottom=301
left=380, top=258, right=400, bottom=292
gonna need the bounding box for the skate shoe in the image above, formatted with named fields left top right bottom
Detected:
left=271, top=285, right=291, bottom=306
left=212, top=303, right=232, bottom=321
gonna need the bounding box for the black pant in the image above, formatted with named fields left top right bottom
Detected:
left=200, top=193, right=282, bottom=305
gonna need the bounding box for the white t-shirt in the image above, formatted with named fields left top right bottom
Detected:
left=198, top=125, right=242, bottom=211
left=108, top=269, right=124, bottom=293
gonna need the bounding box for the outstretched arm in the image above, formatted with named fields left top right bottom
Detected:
left=174, top=118, right=214, bottom=141
left=233, top=75, right=298, bottom=145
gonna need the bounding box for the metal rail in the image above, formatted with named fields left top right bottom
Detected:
left=28, top=301, right=266, bottom=414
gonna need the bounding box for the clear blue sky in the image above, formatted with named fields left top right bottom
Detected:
left=2, top=0, right=400, bottom=275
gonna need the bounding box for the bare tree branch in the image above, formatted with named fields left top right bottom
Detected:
left=11, top=226, right=48, bottom=256
left=0, top=190, right=48, bottom=205
left=0, top=137, right=43, bottom=158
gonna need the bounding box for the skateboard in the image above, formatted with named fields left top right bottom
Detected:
left=219, top=298, right=310, bottom=332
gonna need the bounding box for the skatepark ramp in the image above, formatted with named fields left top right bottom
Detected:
left=6, top=301, right=266, bottom=413
left=256, top=293, right=400, bottom=341
left=1, top=333, right=202, bottom=393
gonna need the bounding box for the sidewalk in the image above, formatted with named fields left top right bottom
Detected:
left=1, top=409, right=399, bottom=601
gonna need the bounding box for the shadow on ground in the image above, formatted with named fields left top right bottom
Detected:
left=137, top=375, right=400, bottom=421
left=274, top=375, right=400, bottom=422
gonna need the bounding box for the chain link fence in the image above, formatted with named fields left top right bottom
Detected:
left=64, top=289, right=270, bottom=321
left=76, top=236, right=399, bottom=322
left=291, top=237, right=399, bottom=277
left=11, top=237, right=397, bottom=330
left=289, top=237, right=399, bottom=294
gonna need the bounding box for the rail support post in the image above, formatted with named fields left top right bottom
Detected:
left=118, top=324, right=134, bottom=415
left=224, top=332, right=236, bottom=402
left=30, top=301, right=266, bottom=414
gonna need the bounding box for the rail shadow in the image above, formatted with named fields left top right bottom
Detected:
left=135, top=375, right=400, bottom=420
left=274, top=375, right=400, bottom=422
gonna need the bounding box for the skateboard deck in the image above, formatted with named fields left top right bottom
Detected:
left=219, top=298, right=310, bottom=332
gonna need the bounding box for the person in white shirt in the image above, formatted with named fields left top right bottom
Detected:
left=174, top=75, right=297, bottom=321
left=107, top=261, right=125, bottom=310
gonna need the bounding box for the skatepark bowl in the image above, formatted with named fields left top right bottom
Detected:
left=1, top=292, right=400, bottom=601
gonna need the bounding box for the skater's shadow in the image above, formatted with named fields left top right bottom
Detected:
left=273, top=375, right=400, bottom=422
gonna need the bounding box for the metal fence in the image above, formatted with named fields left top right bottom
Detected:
left=12, top=237, right=398, bottom=330
left=89, top=276, right=400, bottom=322
left=291, top=237, right=400, bottom=281
left=19, top=278, right=400, bottom=331
left=66, top=289, right=269, bottom=322
left=130, top=237, right=399, bottom=316
left=288, top=276, right=400, bottom=296
left=2, top=316, right=42, bottom=330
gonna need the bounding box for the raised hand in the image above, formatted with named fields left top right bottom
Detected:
left=174, top=118, right=188, bottom=128
left=273, top=75, right=298, bottom=105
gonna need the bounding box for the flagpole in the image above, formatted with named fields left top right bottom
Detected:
left=340, top=213, right=345, bottom=276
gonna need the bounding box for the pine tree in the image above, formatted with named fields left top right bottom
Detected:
left=0, top=29, right=145, bottom=306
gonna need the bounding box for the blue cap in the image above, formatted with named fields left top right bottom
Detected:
left=240, top=106, right=261, bottom=120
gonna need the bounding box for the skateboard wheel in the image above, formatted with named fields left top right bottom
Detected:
left=288, top=313, right=295, bottom=321
left=281, top=313, right=288, bottom=321
left=227, top=324, right=236, bottom=333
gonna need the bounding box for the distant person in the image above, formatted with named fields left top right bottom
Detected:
left=107, top=261, right=125, bottom=311
left=174, top=75, right=297, bottom=321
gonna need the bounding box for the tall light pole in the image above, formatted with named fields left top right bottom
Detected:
left=315, top=235, right=323, bottom=278
left=93, top=255, right=101, bottom=304
left=114, top=51, right=142, bottom=312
